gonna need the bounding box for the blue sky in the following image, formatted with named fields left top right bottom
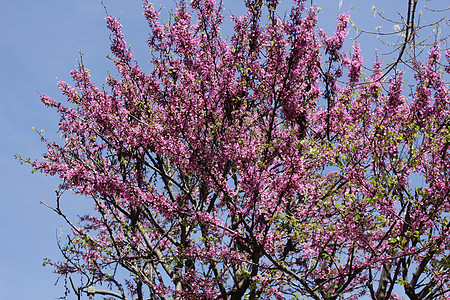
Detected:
left=0, top=0, right=447, bottom=299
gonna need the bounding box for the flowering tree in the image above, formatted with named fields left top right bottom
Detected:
left=19, top=0, right=450, bottom=299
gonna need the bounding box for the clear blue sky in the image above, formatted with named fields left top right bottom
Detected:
left=0, top=0, right=447, bottom=299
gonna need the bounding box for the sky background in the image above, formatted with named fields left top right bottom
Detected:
left=0, top=0, right=448, bottom=299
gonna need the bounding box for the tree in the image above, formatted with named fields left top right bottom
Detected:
left=18, top=0, right=449, bottom=299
